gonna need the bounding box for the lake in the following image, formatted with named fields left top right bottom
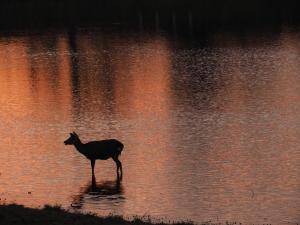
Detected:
left=0, top=27, right=299, bottom=225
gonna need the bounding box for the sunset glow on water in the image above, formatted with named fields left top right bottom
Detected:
left=0, top=29, right=299, bottom=224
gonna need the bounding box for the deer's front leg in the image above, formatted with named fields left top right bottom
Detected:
left=91, top=159, right=95, bottom=177
left=113, top=158, right=122, bottom=180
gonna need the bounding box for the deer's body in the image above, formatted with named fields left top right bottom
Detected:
left=78, top=139, right=123, bottom=160
left=64, top=132, right=124, bottom=179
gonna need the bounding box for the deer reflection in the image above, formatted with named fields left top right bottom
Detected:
left=71, top=175, right=124, bottom=209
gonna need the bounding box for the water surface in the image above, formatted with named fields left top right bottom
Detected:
left=0, top=28, right=299, bottom=225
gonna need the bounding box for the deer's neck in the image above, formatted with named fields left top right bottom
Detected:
left=73, top=138, right=85, bottom=153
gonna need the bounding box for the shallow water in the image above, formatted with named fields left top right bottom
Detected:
left=0, top=28, right=299, bottom=225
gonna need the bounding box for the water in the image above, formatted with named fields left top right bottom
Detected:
left=0, top=28, right=299, bottom=225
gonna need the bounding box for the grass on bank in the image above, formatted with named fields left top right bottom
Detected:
left=0, top=204, right=198, bottom=225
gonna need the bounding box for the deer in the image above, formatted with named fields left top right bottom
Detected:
left=64, top=132, right=124, bottom=180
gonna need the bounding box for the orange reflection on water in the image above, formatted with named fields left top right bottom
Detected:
left=0, top=38, right=32, bottom=120
left=0, top=34, right=75, bottom=207
left=112, top=37, right=175, bottom=214
left=0, top=29, right=299, bottom=224
left=0, top=35, right=73, bottom=123
left=0, top=32, right=175, bottom=213
left=114, top=38, right=172, bottom=119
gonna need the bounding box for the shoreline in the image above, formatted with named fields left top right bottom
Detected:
left=1, top=203, right=286, bottom=225
left=0, top=204, right=198, bottom=225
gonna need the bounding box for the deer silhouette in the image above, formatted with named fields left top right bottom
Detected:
left=64, top=132, right=124, bottom=180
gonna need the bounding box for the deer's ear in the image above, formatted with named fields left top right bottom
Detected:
left=72, top=131, right=78, bottom=137
left=70, top=133, right=73, bottom=136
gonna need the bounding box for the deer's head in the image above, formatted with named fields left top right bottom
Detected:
left=64, top=132, right=79, bottom=145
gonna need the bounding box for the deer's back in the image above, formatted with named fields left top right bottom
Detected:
left=83, top=139, right=123, bottom=160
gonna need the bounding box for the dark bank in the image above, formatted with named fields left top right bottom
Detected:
left=0, top=204, right=198, bottom=225
left=1, top=0, right=300, bottom=33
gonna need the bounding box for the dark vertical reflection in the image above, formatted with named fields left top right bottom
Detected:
left=170, top=44, right=223, bottom=112
left=95, top=36, right=116, bottom=118
left=25, top=34, right=60, bottom=92
left=44, top=36, right=60, bottom=89
left=26, top=38, right=38, bottom=90
left=67, top=27, right=81, bottom=119
left=22, top=33, right=68, bottom=112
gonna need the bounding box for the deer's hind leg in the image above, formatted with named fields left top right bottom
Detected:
left=112, top=156, right=122, bottom=180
